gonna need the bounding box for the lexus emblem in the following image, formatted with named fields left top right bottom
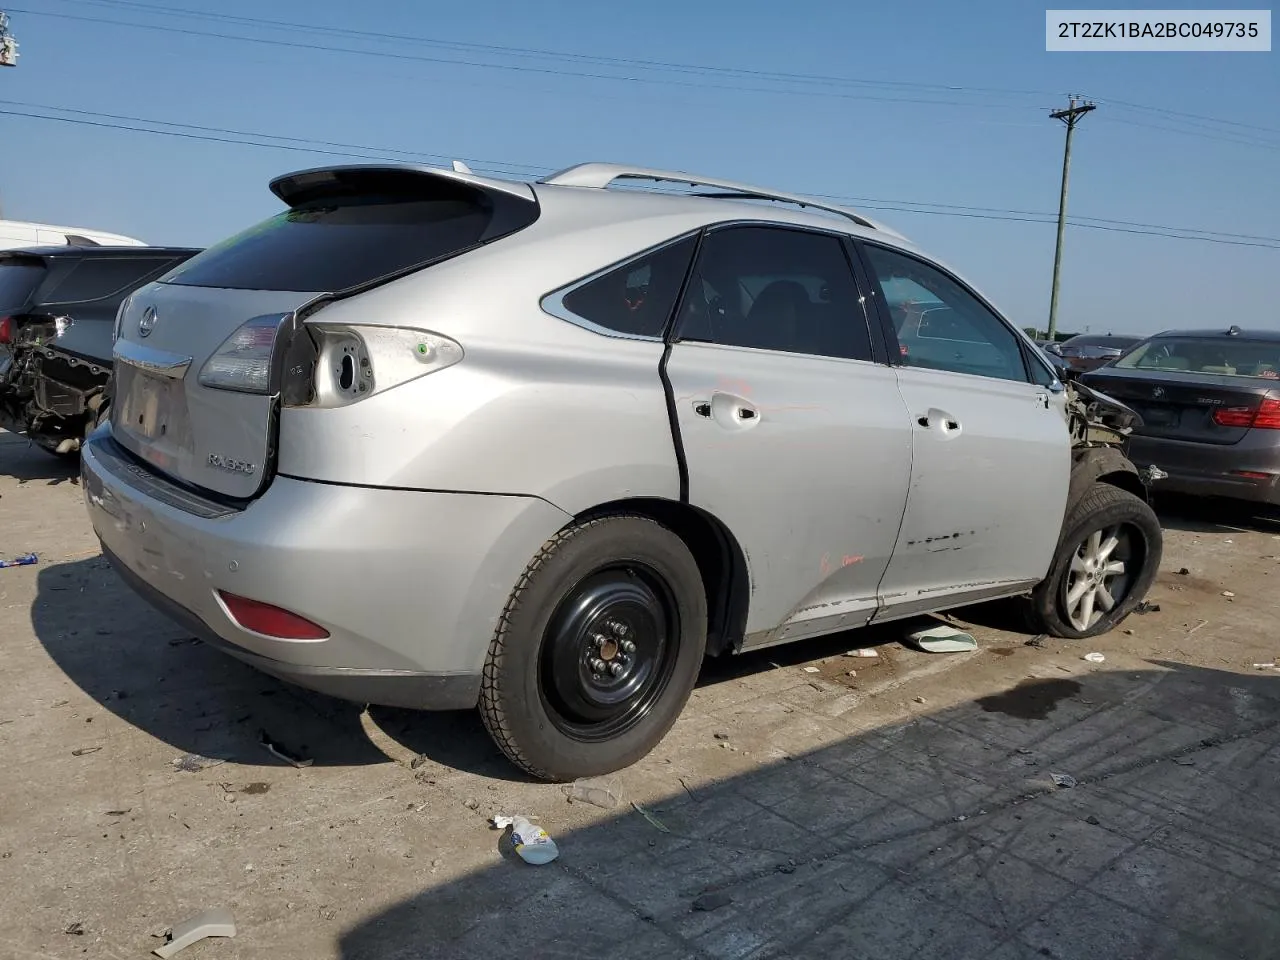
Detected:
left=138, top=306, right=157, bottom=338
left=1151, top=386, right=1165, bottom=399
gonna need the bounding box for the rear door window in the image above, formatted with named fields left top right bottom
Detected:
left=552, top=236, right=697, bottom=338
left=674, top=225, right=875, bottom=361
left=0, top=260, right=47, bottom=313
left=167, top=179, right=533, bottom=293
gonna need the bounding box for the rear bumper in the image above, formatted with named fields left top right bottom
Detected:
left=1127, top=434, right=1280, bottom=505
left=81, top=433, right=573, bottom=709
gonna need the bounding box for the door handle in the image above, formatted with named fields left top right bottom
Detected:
left=917, top=410, right=961, bottom=434
left=693, top=393, right=759, bottom=428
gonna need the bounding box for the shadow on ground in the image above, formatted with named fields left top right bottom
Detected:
left=31, top=558, right=916, bottom=777
left=336, top=660, right=1280, bottom=960
left=0, top=433, right=81, bottom=485
left=1154, top=492, right=1280, bottom=535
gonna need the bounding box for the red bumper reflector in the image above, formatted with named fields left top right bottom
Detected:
left=218, top=591, right=330, bottom=640
left=0, top=316, right=12, bottom=345
left=1232, top=471, right=1275, bottom=481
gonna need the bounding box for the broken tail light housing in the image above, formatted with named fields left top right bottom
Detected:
left=287, top=324, right=463, bottom=409
left=1213, top=397, right=1280, bottom=430
left=217, top=590, right=330, bottom=640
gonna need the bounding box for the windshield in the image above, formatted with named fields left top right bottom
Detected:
left=1113, top=337, right=1280, bottom=380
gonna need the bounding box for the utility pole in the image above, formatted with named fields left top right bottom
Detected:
left=1046, top=95, right=1095, bottom=342
left=0, top=12, right=18, bottom=67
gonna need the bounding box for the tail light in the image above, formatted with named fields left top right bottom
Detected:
left=0, top=316, right=11, bottom=345
left=199, top=314, right=290, bottom=394
left=1213, top=397, right=1280, bottom=429
left=217, top=591, right=330, bottom=640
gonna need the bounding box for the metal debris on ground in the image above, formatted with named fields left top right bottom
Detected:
left=845, top=648, right=880, bottom=658
left=0, top=552, right=37, bottom=569
left=903, top=624, right=978, bottom=654
left=64, top=922, right=84, bottom=936
left=257, top=730, right=313, bottom=768
left=71, top=746, right=102, bottom=757
left=692, top=891, right=733, bottom=912
left=491, top=816, right=559, bottom=865
left=563, top=777, right=622, bottom=809
left=1050, top=772, right=1078, bottom=788
left=152, top=908, right=236, bottom=959
left=1025, top=635, right=1047, bottom=648
left=1222, top=591, right=1235, bottom=598
left=632, top=802, right=671, bottom=834
left=171, top=753, right=224, bottom=773
left=1083, top=652, right=1106, bottom=663
left=1134, top=601, right=1161, bottom=614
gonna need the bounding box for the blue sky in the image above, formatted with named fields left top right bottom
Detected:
left=1, top=0, right=1276, bottom=334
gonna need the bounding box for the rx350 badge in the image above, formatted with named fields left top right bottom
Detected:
left=207, top=453, right=256, bottom=476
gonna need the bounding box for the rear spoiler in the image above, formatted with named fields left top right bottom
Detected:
left=269, top=164, right=536, bottom=208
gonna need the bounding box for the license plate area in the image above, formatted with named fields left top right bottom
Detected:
left=113, top=361, right=193, bottom=471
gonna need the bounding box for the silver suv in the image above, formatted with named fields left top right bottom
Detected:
left=81, top=162, right=1162, bottom=780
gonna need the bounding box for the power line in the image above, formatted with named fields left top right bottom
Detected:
left=54, top=0, right=1059, bottom=100
left=12, top=7, right=1046, bottom=110
left=6, top=104, right=1278, bottom=250
left=47, top=0, right=1276, bottom=148
left=1098, top=115, right=1280, bottom=152
left=1088, top=94, right=1280, bottom=137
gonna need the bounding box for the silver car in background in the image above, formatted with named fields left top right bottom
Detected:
left=81, top=162, right=1162, bottom=780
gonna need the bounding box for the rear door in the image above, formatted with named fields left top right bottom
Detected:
left=109, top=166, right=539, bottom=499
left=860, top=242, right=1070, bottom=616
left=664, top=224, right=914, bottom=645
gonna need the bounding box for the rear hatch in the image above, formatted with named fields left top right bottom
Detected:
left=109, top=164, right=539, bottom=500
left=1083, top=366, right=1279, bottom=446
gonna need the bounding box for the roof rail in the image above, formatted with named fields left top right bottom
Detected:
left=540, top=162, right=905, bottom=239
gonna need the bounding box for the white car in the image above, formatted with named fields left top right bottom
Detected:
left=0, top=219, right=144, bottom=252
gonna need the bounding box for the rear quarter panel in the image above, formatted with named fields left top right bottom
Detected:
left=276, top=209, right=710, bottom=513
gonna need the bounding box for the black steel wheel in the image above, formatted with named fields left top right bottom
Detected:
left=479, top=516, right=707, bottom=781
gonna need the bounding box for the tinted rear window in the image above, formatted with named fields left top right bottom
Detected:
left=42, top=257, right=184, bottom=305
left=0, top=261, right=46, bottom=313
left=167, top=185, right=520, bottom=292
left=1115, top=337, right=1280, bottom=379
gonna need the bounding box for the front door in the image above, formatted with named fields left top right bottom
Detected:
left=664, top=224, right=914, bottom=646
left=859, top=241, right=1071, bottom=617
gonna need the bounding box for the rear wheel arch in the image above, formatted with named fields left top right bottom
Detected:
left=574, top=498, right=749, bottom=657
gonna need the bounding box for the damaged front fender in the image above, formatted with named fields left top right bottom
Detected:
left=1066, top=379, right=1143, bottom=448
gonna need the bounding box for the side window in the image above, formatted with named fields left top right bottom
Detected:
left=863, top=245, right=1028, bottom=383
left=42, top=258, right=176, bottom=305
left=555, top=236, right=697, bottom=338
left=675, top=226, right=873, bottom=361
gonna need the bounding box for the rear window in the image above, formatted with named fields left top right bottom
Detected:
left=1114, top=337, right=1280, bottom=379
left=166, top=181, right=531, bottom=293
left=0, top=261, right=46, bottom=313
left=42, top=257, right=184, bottom=305
left=556, top=236, right=697, bottom=338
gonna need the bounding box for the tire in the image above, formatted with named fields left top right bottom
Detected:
left=1029, top=482, right=1163, bottom=639
left=479, top=515, right=708, bottom=781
